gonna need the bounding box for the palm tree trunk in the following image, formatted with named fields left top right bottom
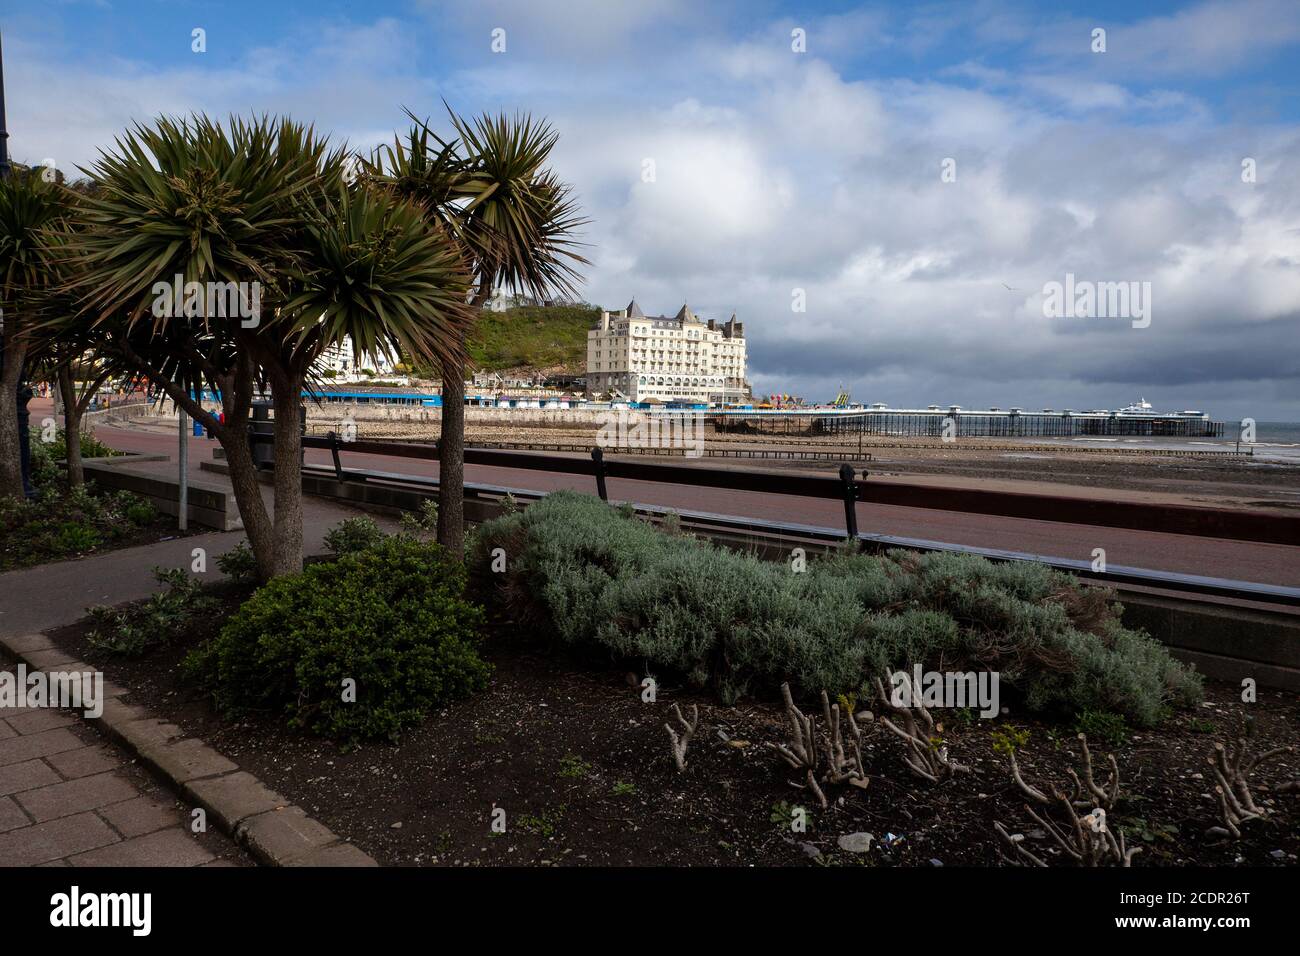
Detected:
left=270, top=375, right=305, bottom=577
left=221, top=411, right=276, bottom=580
left=0, top=331, right=27, bottom=499
left=58, top=363, right=84, bottom=489
left=116, top=336, right=278, bottom=580
left=437, top=287, right=488, bottom=557
left=436, top=354, right=466, bottom=556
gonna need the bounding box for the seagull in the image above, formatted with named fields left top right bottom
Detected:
left=1001, top=282, right=1021, bottom=292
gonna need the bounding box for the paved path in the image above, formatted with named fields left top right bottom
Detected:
left=0, top=657, right=248, bottom=867
left=0, top=464, right=396, bottom=639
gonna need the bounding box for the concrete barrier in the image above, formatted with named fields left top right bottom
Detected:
left=85, top=456, right=243, bottom=531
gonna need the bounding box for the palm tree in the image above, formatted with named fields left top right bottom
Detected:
left=25, top=183, right=129, bottom=490
left=26, top=323, right=122, bottom=489
left=368, top=109, right=587, bottom=555
left=67, top=114, right=474, bottom=579
left=0, top=166, right=72, bottom=498
left=258, top=174, right=474, bottom=576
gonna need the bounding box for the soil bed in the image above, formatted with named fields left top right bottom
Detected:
left=47, top=597, right=1299, bottom=868
left=0, top=503, right=199, bottom=573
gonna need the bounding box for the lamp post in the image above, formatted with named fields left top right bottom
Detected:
left=0, top=31, right=34, bottom=498
left=0, top=31, right=9, bottom=180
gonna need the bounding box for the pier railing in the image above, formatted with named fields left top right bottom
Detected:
left=711, top=409, right=1227, bottom=439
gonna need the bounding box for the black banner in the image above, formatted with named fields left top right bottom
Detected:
left=0, top=866, right=1284, bottom=942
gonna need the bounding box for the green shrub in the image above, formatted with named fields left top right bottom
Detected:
left=322, top=515, right=386, bottom=555
left=125, top=500, right=157, bottom=525
left=184, top=536, right=490, bottom=741
left=88, top=567, right=217, bottom=656
left=990, top=725, right=1031, bottom=755
left=0, top=472, right=160, bottom=570
left=470, top=491, right=1203, bottom=725
left=38, top=428, right=119, bottom=465
left=1075, top=709, right=1131, bottom=748
left=398, top=499, right=438, bottom=538
left=28, top=441, right=60, bottom=488
left=216, top=540, right=259, bottom=584
left=53, top=521, right=100, bottom=554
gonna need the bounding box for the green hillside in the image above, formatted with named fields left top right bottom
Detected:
left=465, top=304, right=597, bottom=373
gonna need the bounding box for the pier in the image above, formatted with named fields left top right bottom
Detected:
left=710, top=407, right=1226, bottom=439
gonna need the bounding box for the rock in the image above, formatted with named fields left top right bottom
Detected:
left=929, top=858, right=943, bottom=867
left=1026, top=828, right=1047, bottom=840
left=837, top=832, right=875, bottom=853
left=390, top=822, right=403, bottom=829
left=799, top=842, right=822, bottom=859
left=1270, top=849, right=1286, bottom=860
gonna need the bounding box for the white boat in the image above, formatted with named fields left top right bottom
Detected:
left=1117, top=398, right=1156, bottom=416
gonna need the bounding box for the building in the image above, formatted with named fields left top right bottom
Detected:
left=316, top=337, right=398, bottom=382
left=586, top=300, right=750, bottom=404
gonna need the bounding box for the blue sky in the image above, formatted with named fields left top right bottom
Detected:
left=6, top=1, right=1300, bottom=417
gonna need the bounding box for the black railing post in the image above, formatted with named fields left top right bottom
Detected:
left=839, top=463, right=860, bottom=540
left=592, top=446, right=608, bottom=501
left=327, top=431, right=344, bottom=481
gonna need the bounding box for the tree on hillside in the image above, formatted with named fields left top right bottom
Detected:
left=367, top=109, right=587, bottom=555
left=66, top=114, right=474, bottom=579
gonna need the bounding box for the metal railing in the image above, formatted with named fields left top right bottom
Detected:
left=274, top=432, right=1300, bottom=549
left=249, top=430, right=1300, bottom=608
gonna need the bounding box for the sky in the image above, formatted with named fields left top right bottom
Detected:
left=4, top=0, right=1299, bottom=419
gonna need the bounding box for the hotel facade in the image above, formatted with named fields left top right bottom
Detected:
left=585, top=300, right=750, bottom=404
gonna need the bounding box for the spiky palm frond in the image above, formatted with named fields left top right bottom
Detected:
left=0, top=167, right=72, bottom=311
left=370, top=107, right=589, bottom=304
left=446, top=109, right=588, bottom=300
left=66, top=114, right=337, bottom=330
left=363, top=119, right=465, bottom=236
left=277, top=181, right=475, bottom=376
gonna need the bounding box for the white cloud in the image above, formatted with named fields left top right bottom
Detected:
left=5, top=1, right=1299, bottom=417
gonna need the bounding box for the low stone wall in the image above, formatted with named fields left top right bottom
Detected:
left=84, top=456, right=242, bottom=531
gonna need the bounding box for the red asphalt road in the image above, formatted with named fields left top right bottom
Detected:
left=93, top=422, right=1300, bottom=588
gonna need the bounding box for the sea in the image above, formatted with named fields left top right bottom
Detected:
left=1047, top=421, right=1300, bottom=463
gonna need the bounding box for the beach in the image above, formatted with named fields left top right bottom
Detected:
left=289, top=403, right=1300, bottom=512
